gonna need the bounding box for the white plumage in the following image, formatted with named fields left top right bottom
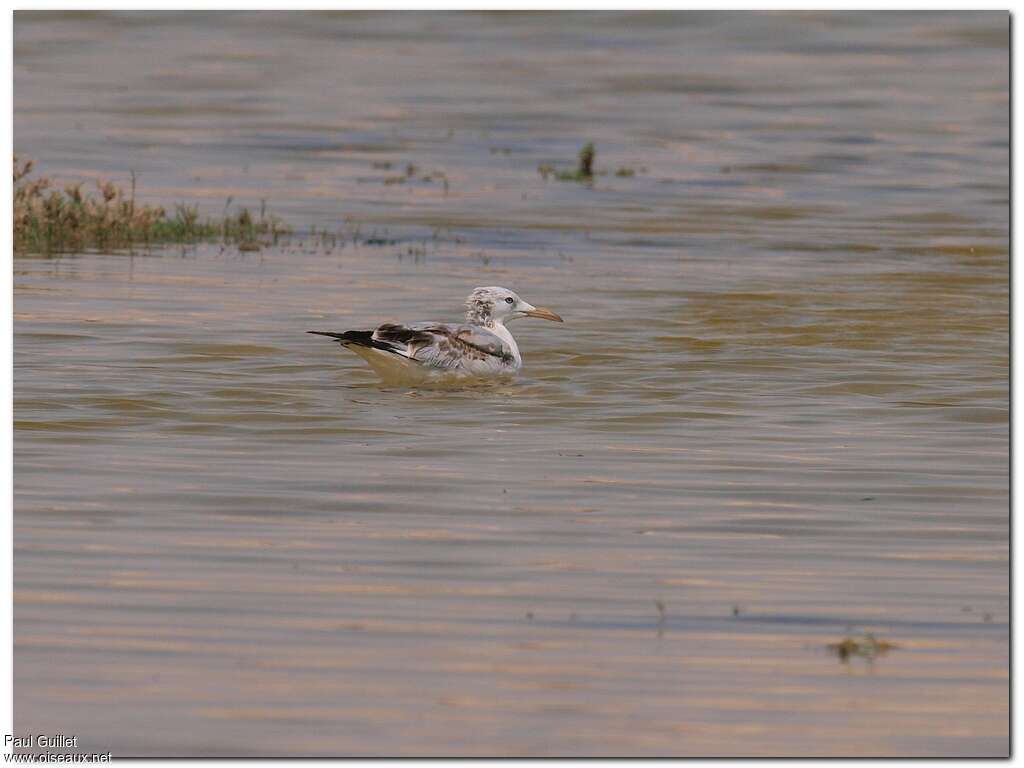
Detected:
left=309, top=286, right=563, bottom=385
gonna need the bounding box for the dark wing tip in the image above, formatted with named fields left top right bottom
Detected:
left=309, top=330, right=380, bottom=348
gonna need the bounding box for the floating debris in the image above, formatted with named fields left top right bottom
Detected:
left=381, top=162, right=449, bottom=193
left=827, top=633, right=897, bottom=662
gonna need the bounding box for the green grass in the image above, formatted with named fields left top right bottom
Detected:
left=538, top=142, right=595, bottom=182
left=14, top=156, right=289, bottom=254
left=537, top=143, right=642, bottom=183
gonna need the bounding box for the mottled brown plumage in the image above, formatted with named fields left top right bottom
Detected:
left=309, top=287, right=562, bottom=385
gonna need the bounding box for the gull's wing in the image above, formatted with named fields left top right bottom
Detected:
left=372, top=322, right=516, bottom=374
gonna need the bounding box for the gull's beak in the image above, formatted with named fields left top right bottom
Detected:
left=524, top=306, right=563, bottom=322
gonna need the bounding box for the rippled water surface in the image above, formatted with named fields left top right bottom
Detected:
left=14, top=11, right=1009, bottom=757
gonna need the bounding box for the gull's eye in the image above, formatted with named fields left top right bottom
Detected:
left=505, top=297, right=514, bottom=304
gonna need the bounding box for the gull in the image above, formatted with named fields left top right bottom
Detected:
left=309, top=286, right=563, bottom=385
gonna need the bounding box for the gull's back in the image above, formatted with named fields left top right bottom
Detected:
left=317, top=321, right=518, bottom=385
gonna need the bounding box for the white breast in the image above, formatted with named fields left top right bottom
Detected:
left=488, top=322, right=522, bottom=369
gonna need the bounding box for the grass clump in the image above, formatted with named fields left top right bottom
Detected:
left=828, top=632, right=897, bottom=662
left=538, top=142, right=596, bottom=182
left=14, top=156, right=289, bottom=254
left=537, top=143, right=641, bottom=183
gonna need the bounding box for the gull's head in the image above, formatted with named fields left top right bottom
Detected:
left=465, top=286, right=563, bottom=326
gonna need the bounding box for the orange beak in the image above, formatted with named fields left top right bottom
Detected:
left=524, top=307, right=564, bottom=322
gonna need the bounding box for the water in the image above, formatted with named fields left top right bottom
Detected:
left=13, top=11, right=1009, bottom=757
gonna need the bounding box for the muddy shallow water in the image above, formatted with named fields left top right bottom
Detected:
left=13, top=11, right=1009, bottom=756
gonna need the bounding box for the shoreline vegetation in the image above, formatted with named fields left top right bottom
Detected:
left=14, top=156, right=289, bottom=254
left=15, top=143, right=639, bottom=255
